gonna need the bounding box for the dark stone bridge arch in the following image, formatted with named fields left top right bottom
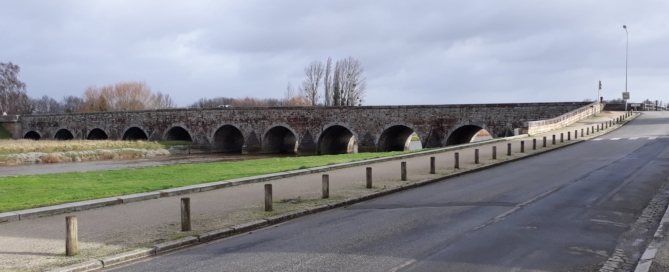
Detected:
left=87, top=128, right=109, bottom=140
left=165, top=126, right=192, bottom=142
left=54, top=128, right=74, bottom=140
left=12, top=102, right=594, bottom=154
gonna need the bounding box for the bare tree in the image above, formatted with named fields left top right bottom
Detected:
left=300, top=61, right=324, bottom=106
left=284, top=82, right=295, bottom=103
left=62, top=95, right=84, bottom=113
left=152, top=91, right=176, bottom=109
left=31, top=95, right=64, bottom=114
left=81, top=81, right=174, bottom=112
left=333, top=57, right=366, bottom=106
left=323, top=57, right=332, bottom=106
left=0, top=62, right=27, bottom=114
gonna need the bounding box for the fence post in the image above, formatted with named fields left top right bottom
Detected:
left=454, top=152, right=459, bottom=169
left=66, top=216, right=78, bottom=256
left=561, top=133, right=564, bottom=143
left=533, top=138, right=536, bottom=150
left=543, top=136, right=546, bottom=147
left=401, top=162, right=407, bottom=181
left=520, top=141, right=525, bottom=153
left=492, top=146, right=497, bottom=159
left=322, top=174, right=329, bottom=198
left=567, top=132, right=570, bottom=141
left=552, top=135, right=556, bottom=145
left=264, top=184, right=272, bottom=212
left=181, top=197, right=191, bottom=232
left=366, top=167, right=372, bottom=188
left=507, top=143, right=511, bottom=156
left=430, top=157, right=435, bottom=174
left=474, top=149, right=479, bottom=164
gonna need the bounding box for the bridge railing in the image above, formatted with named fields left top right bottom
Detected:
left=524, top=102, right=602, bottom=135
left=0, top=115, right=20, bottom=123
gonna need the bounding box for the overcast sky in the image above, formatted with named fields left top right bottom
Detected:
left=1, top=0, right=667, bottom=106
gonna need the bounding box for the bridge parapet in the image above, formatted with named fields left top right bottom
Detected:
left=524, top=102, right=602, bottom=135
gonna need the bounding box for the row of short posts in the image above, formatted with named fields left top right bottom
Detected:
left=67, top=114, right=635, bottom=256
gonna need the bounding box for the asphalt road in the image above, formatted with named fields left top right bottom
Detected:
left=110, top=112, right=669, bottom=272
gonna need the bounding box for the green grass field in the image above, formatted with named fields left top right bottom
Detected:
left=0, top=151, right=415, bottom=212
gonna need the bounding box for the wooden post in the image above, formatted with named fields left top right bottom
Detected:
left=533, top=138, right=536, bottom=150
left=400, top=162, right=407, bottom=181
left=474, top=149, right=479, bottom=164
left=366, top=167, right=373, bottom=188
left=520, top=141, right=524, bottom=153
left=581, top=129, right=583, bottom=137
left=587, top=127, right=589, bottom=135
left=552, top=135, right=556, bottom=145
left=543, top=136, right=546, bottom=147
left=264, top=184, right=272, bottom=212
left=430, top=157, right=435, bottom=174
left=597, top=124, right=600, bottom=132
left=507, top=143, right=511, bottom=156
left=66, top=216, right=78, bottom=256
left=492, top=146, right=497, bottom=160
left=181, top=197, right=191, bottom=231
left=454, top=152, right=459, bottom=169
left=567, top=132, right=570, bottom=141
left=561, top=133, right=564, bottom=143
left=575, top=130, right=578, bottom=139
left=322, top=174, right=329, bottom=198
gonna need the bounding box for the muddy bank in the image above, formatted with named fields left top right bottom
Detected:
left=0, top=148, right=172, bottom=166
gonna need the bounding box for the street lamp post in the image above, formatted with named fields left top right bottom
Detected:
left=623, top=25, right=628, bottom=111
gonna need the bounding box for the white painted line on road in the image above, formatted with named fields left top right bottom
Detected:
left=592, top=139, right=603, bottom=141
left=610, top=138, right=620, bottom=141
left=630, top=137, right=639, bottom=140
left=648, top=137, right=658, bottom=140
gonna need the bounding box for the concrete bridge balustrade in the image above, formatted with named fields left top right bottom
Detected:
left=3, top=102, right=596, bottom=155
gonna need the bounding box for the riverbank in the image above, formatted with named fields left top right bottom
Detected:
left=0, top=139, right=190, bottom=165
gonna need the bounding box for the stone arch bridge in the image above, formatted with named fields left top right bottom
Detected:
left=2, top=102, right=594, bottom=155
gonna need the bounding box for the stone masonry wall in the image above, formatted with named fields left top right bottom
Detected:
left=525, top=103, right=602, bottom=135
left=13, top=102, right=589, bottom=154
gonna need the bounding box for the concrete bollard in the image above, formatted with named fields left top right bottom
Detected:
left=533, top=138, right=537, bottom=150
left=323, top=174, right=330, bottom=198
left=520, top=141, right=525, bottom=153
left=66, top=216, right=78, bottom=256
left=474, top=149, right=479, bottom=164
left=507, top=143, right=511, bottom=156
left=552, top=135, right=556, bottom=145
left=575, top=130, right=578, bottom=139
left=366, top=167, right=373, bottom=188
left=580, top=129, right=583, bottom=138
left=264, top=184, right=273, bottom=212
left=454, top=152, right=459, bottom=169
left=561, top=133, right=564, bottom=143
left=587, top=127, right=590, bottom=135
left=401, top=162, right=407, bottom=181
left=492, top=146, right=497, bottom=159
left=567, top=131, right=570, bottom=141
left=181, top=197, right=191, bottom=232
left=543, top=136, right=546, bottom=147
left=597, top=124, right=600, bottom=132
left=430, top=157, right=435, bottom=174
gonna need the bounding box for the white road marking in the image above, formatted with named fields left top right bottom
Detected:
left=648, top=137, right=657, bottom=140
left=610, top=138, right=620, bottom=141
left=630, top=137, right=639, bottom=140
left=592, top=139, right=603, bottom=141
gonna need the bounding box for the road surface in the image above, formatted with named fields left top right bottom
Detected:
left=110, top=112, right=669, bottom=272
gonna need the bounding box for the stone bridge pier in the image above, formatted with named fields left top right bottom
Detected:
left=5, top=102, right=593, bottom=155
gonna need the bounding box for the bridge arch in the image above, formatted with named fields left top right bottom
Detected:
left=24, top=131, right=41, bottom=140
left=213, top=124, right=244, bottom=153
left=318, top=124, right=358, bottom=155
left=377, top=123, right=420, bottom=152
left=445, top=123, right=494, bottom=146
left=263, top=124, right=299, bottom=154
left=54, top=128, right=74, bottom=140
left=87, top=128, right=109, bottom=140
left=164, top=126, right=193, bottom=142
left=122, top=127, right=149, bottom=141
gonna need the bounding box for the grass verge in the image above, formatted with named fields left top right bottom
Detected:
left=0, top=151, right=417, bottom=212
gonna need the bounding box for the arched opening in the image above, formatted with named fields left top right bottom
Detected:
left=87, top=128, right=108, bottom=140
left=54, top=129, right=74, bottom=140
left=122, top=127, right=148, bottom=141
left=165, top=126, right=193, bottom=142
left=318, top=125, right=356, bottom=155
left=213, top=125, right=244, bottom=153
left=446, top=125, right=491, bottom=145
left=24, top=131, right=41, bottom=140
left=378, top=125, right=420, bottom=152
left=471, top=129, right=493, bottom=143
left=264, top=126, right=297, bottom=154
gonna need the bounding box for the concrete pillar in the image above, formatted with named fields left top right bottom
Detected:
left=401, top=162, right=407, bottom=181
left=66, top=216, right=78, bottom=256
left=322, top=174, right=330, bottom=198
left=181, top=198, right=191, bottom=232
